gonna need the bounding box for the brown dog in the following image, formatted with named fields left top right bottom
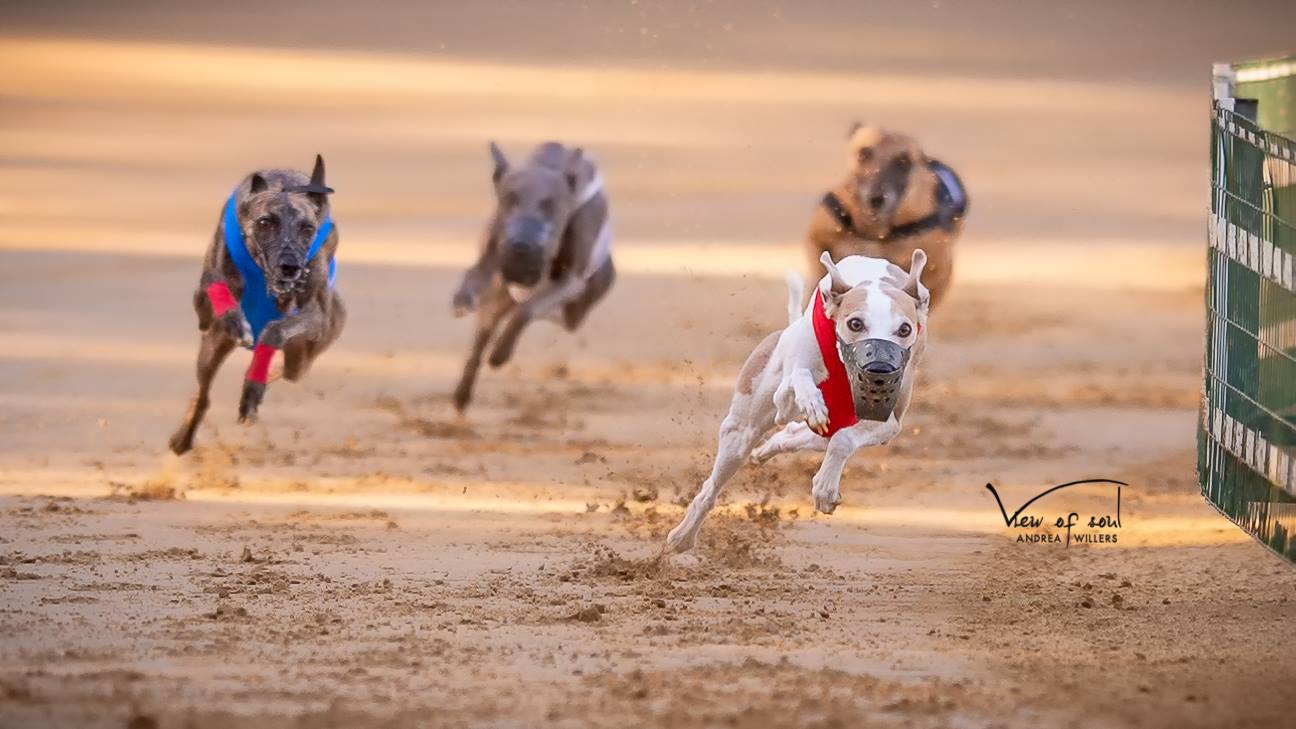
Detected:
left=450, top=141, right=615, bottom=412
left=804, top=124, right=967, bottom=308
left=168, top=156, right=345, bottom=454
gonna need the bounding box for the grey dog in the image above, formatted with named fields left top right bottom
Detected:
left=450, top=141, right=616, bottom=412
left=168, top=155, right=346, bottom=454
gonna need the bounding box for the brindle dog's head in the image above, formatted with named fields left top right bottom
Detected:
left=488, top=141, right=585, bottom=287
left=238, top=154, right=333, bottom=296
left=842, top=124, right=939, bottom=239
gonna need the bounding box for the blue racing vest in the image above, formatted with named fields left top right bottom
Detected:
left=221, top=190, right=336, bottom=346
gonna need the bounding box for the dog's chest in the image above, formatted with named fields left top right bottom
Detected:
left=507, top=283, right=534, bottom=303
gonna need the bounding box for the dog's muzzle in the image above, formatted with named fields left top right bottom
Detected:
left=500, top=216, right=550, bottom=286
left=838, top=338, right=909, bottom=422
left=272, top=259, right=304, bottom=292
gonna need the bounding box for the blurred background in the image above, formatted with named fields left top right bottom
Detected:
left=3, top=0, right=1294, bottom=267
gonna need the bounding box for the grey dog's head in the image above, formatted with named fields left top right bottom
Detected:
left=238, top=155, right=333, bottom=296
left=488, top=141, right=586, bottom=287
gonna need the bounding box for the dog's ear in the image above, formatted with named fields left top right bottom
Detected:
left=903, top=248, right=928, bottom=304
left=846, top=120, right=863, bottom=139
left=305, top=154, right=334, bottom=211
left=565, top=147, right=585, bottom=193
left=249, top=173, right=268, bottom=194
left=819, top=251, right=852, bottom=313
left=489, top=141, right=509, bottom=184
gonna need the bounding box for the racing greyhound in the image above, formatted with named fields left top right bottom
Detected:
left=450, top=141, right=615, bottom=412
left=805, top=124, right=966, bottom=308
left=667, top=250, right=930, bottom=552
left=168, top=155, right=344, bottom=454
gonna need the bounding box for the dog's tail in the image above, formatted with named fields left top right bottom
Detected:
left=784, top=270, right=805, bottom=324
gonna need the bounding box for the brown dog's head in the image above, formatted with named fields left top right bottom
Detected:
left=238, top=154, right=333, bottom=296
left=841, top=124, right=939, bottom=239
left=489, top=141, right=586, bottom=287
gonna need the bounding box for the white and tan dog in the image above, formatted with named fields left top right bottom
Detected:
left=666, top=249, right=930, bottom=552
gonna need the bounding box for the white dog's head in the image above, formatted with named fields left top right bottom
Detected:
left=820, top=249, right=928, bottom=349
left=819, top=249, right=929, bottom=420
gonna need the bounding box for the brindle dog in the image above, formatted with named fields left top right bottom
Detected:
left=168, top=155, right=345, bottom=454
left=450, top=141, right=616, bottom=412
left=804, top=124, right=968, bottom=309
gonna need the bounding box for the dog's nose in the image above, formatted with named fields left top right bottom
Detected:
left=863, top=361, right=898, bottom=375
left=868, top=193, right=888, bottom=211
left=278, top=263, right=301, bottom=278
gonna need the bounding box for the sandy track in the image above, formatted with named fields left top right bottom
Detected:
left=2, top=249, right=1294, bottom=728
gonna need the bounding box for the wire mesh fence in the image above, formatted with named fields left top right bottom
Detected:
left=1200, top=56, right=1296, bottom=563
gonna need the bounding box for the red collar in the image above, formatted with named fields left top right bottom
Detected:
left=810, top=289, right=859, bottom=437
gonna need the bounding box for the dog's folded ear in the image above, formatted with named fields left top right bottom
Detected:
left=903, top=249, right=928, bottom=303
left=249, top=173, right=268, bottom=194
left=490, top=141, right=509, bottom=184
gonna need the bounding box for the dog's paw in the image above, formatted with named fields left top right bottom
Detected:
left=796, top=390, right=829, bottom=435
left=487, top=341, right=514, bottom=369
left=665, top=523, right=698, bottom=553
left=237, top=381, right=265, bottom=424
left=811, top=481, right=841, bottom=514
left=218, top=310, right=254, bottom=348
left=451, top=287, right=477, bottom=318
left=167, top=429, right=193, bottom=456
left=452, top=381, right=473, bottom=413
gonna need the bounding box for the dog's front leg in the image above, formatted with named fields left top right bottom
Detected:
left=195, top=273, right=253, bottom=347
left=775, top=368, right=828, bottom=434
left=168, top=327, right=238, bottom=455
left=487, top=275, right=584, bottom=368
left=453, top=224, right=500, bottom=317
left=811, top=418, right=901, bottom=514
left=454, top=285, right=514, bottom=412
left=452, top=265, right=494, bottom=318
left=237, top=304, right=327, bottom=424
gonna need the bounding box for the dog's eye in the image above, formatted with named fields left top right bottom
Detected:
left=857, top=147, right=873, bottom=163
left=301, top=224, right=316, bottom=237
left=847, top=318, right=865, bottom=333
left=256, top=216, right=275, bottom=229
left=897, top=323, right=913, bottom=337
left=895, top=156, right=913, bottom=171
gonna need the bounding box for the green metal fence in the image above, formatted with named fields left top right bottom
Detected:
left=1200, top=56, right=1296, bottom=563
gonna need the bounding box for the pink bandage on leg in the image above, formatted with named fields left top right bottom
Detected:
left=206, top=281, right=237, bottom=317
left=246, top=343, right=278, bottom=384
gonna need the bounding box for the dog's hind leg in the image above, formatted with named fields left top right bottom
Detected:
left=454, top=285, right=514, bottom=412
left=168, top=329, right=237, bottom=455
left=751, top=421, right=826, bottom=465
left=666, top=382, right=777, bottom=553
